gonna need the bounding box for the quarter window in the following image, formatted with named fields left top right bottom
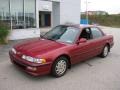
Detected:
left=91, top=27, right=103, bottom=39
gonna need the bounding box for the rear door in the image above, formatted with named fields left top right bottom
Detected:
left=89, top=27, right=105, bottom=56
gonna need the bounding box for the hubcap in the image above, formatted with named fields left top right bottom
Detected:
left=104, top=46, right=108, bottom=56
left=55, top=60, right=67, bottom=75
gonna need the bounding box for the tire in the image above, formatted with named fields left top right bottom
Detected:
left=100, top=45, right=109, bottom=58
left=51, top=57, right=68, bottom=77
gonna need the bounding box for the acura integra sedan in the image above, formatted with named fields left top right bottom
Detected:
left=9, top=24, right=114, bottom=77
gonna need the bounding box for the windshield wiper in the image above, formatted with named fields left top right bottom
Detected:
left=40, top=35, right=55, bottom=41
left=40, top=35, right=47, bottom=40
left=47, top=38, right=55, bottom=41
left=40, top=34, right=44, bottom=38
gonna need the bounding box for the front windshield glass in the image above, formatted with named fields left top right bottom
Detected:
left=42, top=26, right=80, bottom=44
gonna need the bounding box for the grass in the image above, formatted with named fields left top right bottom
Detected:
left=81, top=14, right=120, bottom=28
left=0, top=21, right=10, bottom=44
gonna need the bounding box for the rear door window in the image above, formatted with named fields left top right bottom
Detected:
left=91, top=27, right=103, bottom=39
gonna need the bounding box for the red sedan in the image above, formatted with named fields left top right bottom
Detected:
left=9, top=25, right=114, bottom=77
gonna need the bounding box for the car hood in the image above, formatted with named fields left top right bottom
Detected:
left=14, top=38, right=66, bottom=56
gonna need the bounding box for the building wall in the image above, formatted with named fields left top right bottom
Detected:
left=52, top=0, right=81, bottom=27
left=60, top=0, right=81, bottom=24
left=2, top=0, right=39, bottom=40
left=36, top=0, right=39, bottom=28
left=37, top=0, right=52, bottom=12
left=8, top=0, right=81, bottom=40
left=52, top=2, right=60, bottom=27
left=36, top=0, right=52, bottom=28
left=9, top=28, right=40, bottom=40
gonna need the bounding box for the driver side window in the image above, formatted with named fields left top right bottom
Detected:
left=80, top=28, right=92, bottom=40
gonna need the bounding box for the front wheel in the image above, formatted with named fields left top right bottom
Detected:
left=51, top=57, right=68, bottom=77
left=100, top=45, right=109, bottom=58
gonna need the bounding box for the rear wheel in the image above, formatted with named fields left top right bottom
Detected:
left=100, top=45, right=109, bottom=58
left=51, top=57, right=68, bottom=77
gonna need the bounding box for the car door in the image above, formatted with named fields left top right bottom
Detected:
left=89, top=27, right=105, bottom=56
left=70, top=27, right=105, bottom=64
left=70, top=28, right=95, bottom=64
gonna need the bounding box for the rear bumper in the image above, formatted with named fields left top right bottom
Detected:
left=9, top=51, right=52, bottom=76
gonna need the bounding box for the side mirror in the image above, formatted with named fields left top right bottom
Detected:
left=77, top=38, right=87, bottom=44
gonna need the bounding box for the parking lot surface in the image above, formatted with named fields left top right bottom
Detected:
left=0, top=26, right=120, bottom=90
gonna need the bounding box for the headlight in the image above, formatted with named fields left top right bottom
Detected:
left=22, top=55, right=46, bottom=64
left=11, top=48, right=16, bottom=54
left=34, top=58, right=46, bottom=63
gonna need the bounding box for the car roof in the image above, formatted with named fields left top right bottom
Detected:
left=60, top=24, right=98, bottom=30
left=80, top=24, right=96, bottom=28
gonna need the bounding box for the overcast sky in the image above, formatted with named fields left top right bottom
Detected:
left=81, top=0, right=120, bottom=14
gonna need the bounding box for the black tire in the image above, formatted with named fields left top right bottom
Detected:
left=100, top=45, right=109, bottom=58
left=51, top=57, right=68, bottom=77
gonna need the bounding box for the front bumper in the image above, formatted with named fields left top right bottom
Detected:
left=9, top=51, right=52, bottom=76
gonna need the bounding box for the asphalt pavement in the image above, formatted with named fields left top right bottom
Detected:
left=0, top=26, right=120, bottom=90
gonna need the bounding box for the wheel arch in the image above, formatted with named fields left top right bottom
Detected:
left=53, top=54, right=71, bottom=69
left=105, top=43, right=110, bottom=52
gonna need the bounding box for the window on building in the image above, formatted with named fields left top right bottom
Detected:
left=0, top=0, right=36, bottom=29
left=0, top=0, right=10, bottom=26
left=11, top=0, right=24, bottom=29
left=24, top=0, right=36, bottom=28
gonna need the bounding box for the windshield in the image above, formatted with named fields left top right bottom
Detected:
left=42, top=26, right=80, bottom=44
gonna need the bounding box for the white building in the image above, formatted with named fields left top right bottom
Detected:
left=0, top=0, right=81, bottom=40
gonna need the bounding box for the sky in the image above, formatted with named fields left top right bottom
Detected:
left=81, top=0, right=120, bottom=14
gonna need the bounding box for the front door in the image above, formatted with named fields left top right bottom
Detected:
left=70, top=28, right=94, bottom=64
left=70, top=27, right=105, bottom=64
